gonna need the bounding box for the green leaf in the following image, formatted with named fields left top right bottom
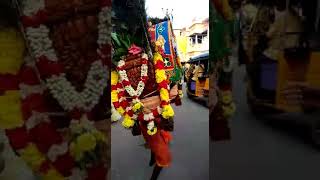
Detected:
left=170, top=65, right=183, bottom=82
left=115, top=47, right=127, bottom=57
left=111, top=33, right=121, bottom=47
left=120, top=35, right=130, bottom=49
left=126, top=34, right=132, bottom=47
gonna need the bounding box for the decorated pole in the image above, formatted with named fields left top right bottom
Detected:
left=210, top=0, right=236, bottom=141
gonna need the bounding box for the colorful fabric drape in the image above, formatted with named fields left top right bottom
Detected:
left=148, top=20, right=182, bottom=82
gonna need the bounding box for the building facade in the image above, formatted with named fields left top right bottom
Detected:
left=174, top=17, right=209, bottom=62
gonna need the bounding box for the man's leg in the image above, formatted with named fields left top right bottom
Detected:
left=149, top=151, right=155, bottom=166
left=150, top=165, right=163, bottom=180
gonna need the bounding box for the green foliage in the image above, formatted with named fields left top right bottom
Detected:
left=112, top=0, right=151, bottom=64
left=209, top=2, right=232, bottom=72
left=170, top=65, right=183, bottom=83
left=111, top=31, right=145, bottom=62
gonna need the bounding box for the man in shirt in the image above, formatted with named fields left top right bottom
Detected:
left=263, top=0, right=303, bottom=61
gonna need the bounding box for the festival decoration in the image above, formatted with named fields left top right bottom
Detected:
left=23, top=6, right=110, bottom=112
left=117, top=53, right=148, bottom=97
left=148, top=20, right=183, bottom=82
left=111, top=45, right=174, bottom=136
left=111, top=1, right=177, bottom=176
left=2, top=0, right=111, bottom=179
left=0, top=28, right=25, bottom=74
left=210, top=0, right=236, bottom=141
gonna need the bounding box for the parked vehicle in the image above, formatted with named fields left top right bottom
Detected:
left=186, top=52, right=209, bottom=106
left=241, top=0, right=320, bottom=146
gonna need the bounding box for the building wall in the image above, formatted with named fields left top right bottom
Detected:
left=174, top=18, right=209, bottom=63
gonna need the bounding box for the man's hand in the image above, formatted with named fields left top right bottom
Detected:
left=141, top=85, right=179, bottom=113
left=169, top=85, right=178, bottom=100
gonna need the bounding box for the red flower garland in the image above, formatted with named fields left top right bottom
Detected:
left=4, top=0, right=111, bottom=179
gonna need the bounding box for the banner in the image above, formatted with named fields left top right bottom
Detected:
left=148, top=20, right=176, bottom=71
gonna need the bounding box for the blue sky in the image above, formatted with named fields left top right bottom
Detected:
left=145, top=0, right=209, bottom=29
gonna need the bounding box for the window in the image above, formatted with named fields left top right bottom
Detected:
left=197, top=35, right=203, bottom=44
left=190, top=36, right=196, bottom=45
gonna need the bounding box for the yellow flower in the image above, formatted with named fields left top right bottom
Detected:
left=0, top=91, right=23, bottom=129
left=222, top=103, right=236, bottom=118
left=76, top=133, right=97, bottom=152
left=162, top=105, right=175, bottom=119
left=155, top=69, right=167, bottom=83
left=116, top=107, right=125, bottom=115
left=111, top=90, right=119, bottom=103
left=92, top=130, right=106, bottom=142
left=153, top=53, right=163, bottom=63
left=111, top=71, right=119, bottom=85
left=20, top=144, right=46, bottom=170
left=132, top=102, right=143, bottom=112
left=42, top=169, right=64, bottom=180
left=160, top=88, right=169, bottom=101
left=221, top=91, right=233, bottom=104
left=147, top=127, right=158, bottom=136
left=0, top=28, right=25, bottom=74
left=70, top=142, right=84, bottom=161
left=122, top=115, right=135, bottom=128
left=178, top=90, right=184, bottom=98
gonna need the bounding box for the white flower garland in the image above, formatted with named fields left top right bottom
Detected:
left=147, top=121, right=155, bottom=130
left=22, top=0, right=45, bottom=17
left=111, top=103, right=121, bottom=122
left=115, top=85, right=164, bottom=122
left=117, top=53, right=148, bottom=97
left=19, top=84, right=44, bottom=99
left=23, top=5, right=112, bottom=112
left=47, top=142, right=69, bottom=162
left=25, top=112, right=50, bottom=130
left=25, top=26, right=58, bottom=61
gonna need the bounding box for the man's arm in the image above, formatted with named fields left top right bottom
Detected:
left=141, top=85, right=179, bottom=113
left=266, top=14, right=283, bottom=38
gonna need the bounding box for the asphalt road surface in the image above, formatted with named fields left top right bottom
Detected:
left=111, top=86, right=209, bottom=180
left=211, top=66, right=320, bottom=180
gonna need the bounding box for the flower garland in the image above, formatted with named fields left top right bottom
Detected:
left=22, top=0, right=111, bottom=112
left=111, top=51, right=175, bottom=136
left=220, top=90, right=236, bottom=118
left=117, top=53, right=148, bottom=97
left=2, top=0, right=111, bottom=179
left=5, top=57, right=108, bottom=180
left=0, top=28, right=25, bottom=74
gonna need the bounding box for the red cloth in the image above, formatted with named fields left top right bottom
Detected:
left=140, top=122, right=172, bottom=167
left=210, top=106, right=231, bottom=141
left=0, top=74, right=19, bottom=90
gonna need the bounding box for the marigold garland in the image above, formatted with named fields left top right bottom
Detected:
left=111, top=50, right=175, bottom=136
left=0, top=28, right=25, bottom=74
left=0, top=91, right=24, bottom=129
left=1, top=0, right=111, bottom=179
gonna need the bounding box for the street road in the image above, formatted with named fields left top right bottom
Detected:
left=212, top=66, right=320, bottom=180
left=111, top=86, right=209, bottom=180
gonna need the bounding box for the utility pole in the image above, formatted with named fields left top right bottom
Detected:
left=161, top=8, right=174, bottom=21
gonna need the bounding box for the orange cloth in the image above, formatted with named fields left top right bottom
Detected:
left=140, top=122, right=172, bottom=167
